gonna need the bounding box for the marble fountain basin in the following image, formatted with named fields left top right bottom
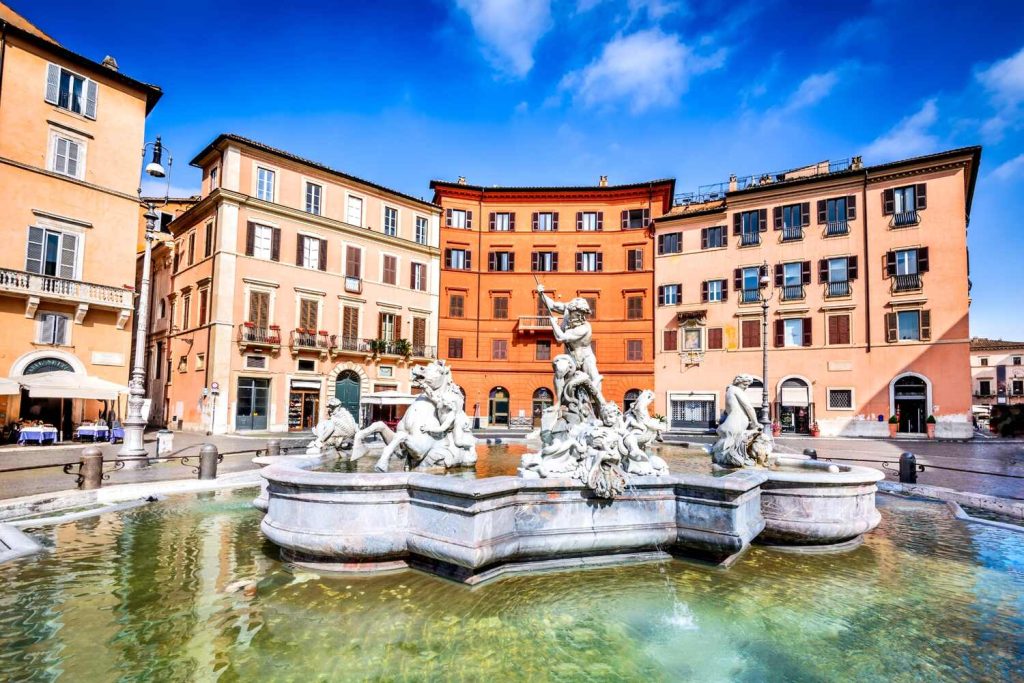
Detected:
left=758, top=456, right=884, bottom=547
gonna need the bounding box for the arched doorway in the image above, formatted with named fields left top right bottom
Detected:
left=623, top=389, right=641, bottom=412
left=489, top=387, right=509, bottom=426
left=778, top=377, right=811, bottom=434
left=532, top=387, right=553, bottom=426
left=19, top=356, right=76, bottom=437
left=335, top=370, right=361, bottom=422
left=893, top=375, right=928, bottom=433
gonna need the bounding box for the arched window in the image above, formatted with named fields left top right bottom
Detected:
left=623, top=389, right=641, bottom=412
left=23, top=357, right=74, bottom=375
left=489, top=387, right=510, bottom=426
left=532, top=387, right=554, bottom=426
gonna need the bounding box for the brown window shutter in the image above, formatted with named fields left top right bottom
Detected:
left=531, top=252, right=538, bottom=271
left=271, top=228, right=281, bottom=261
left=733, top=213, right=741, bottom=235
left=509, top=212, right=516, bottom=230
left=245, top=222, right=255, bottom=256
left=918, top=247, right=929, bottom=273
left=643, top=209, right=650, bottom=227
left=413, top=318, right=426, bottom=346
left=576, top=212, right=583, bottom=231
left=488, top=212, right=495, bottom=231
left=296, top=234, right=304, bottom=266
left=920, top=309, right=931, bottom=340
left=758, top=209, right=768, bottom=232
left=885, top=251, right=896, bottom=277
left=773, top=207, right=783, bottom=230
left=552, top=253, right=558, bottom=271
left=838, top=315, right=850, bottom=344
left=819, top=259, right=829, bottom=283
left=552, top=212, right=559, bottom=230
left=708, top=328, right=723, bottom=349
left=488, top=252, right=495, bottom=271
left=817, top=200, right=827, bottom=224
left=621, top=210, right=629, bottom=229
left=465, top=251, right=472, bottom=270
left=828, top=315, right=839, bottom=344
left=774, top=319, right=784, bottom=347
left=733, top=268, right=742, bottom=290
left=847, top=195, right=857, bottom=220
left=465, top=211, right=473, bottom=229
left=596, top=212, right=604, bottom=230
left=663, top=329, right=677, bottom=351
left=802, top=261, right=811, bottom=284
left=395, top=315, right=402, bottom=340
left=445, top=208, right=452, bottom=227
left=575, top=253, right=582, bottom=271
left=915, top=183, right=927, bottom=210
left=802, top=318, right=812, bottom=346
left=444, top=249, right=452, bottom=268
left=883, top=189, right=895, bottom=215
left=596, top=253, right=603, bottom=271
left=774, top=264, right=783, bottom=287
left=721, top=279, right=728, bottom=300
left=801, top=202, right=811, bottom=227
left=700, top=228, right=708, bottom=249
left=701, top=280, right=709, bottom=302
left=377, top=312, right=384, bottom=338
left=509, top=253, right=515, bottom=271
left=531, top=212, right=538, bottom=230
left=409, top=264, right=415, bottom=289
left=319, top=239, right=327, bottom=271
left=885, top=312, right=897, bottom=342
left=848, top=255, right=859, bottom=279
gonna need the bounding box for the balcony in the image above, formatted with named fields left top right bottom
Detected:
left=740, top=289, right=762, bottom=304
left=237, top=323, right=282, bottom=352
left=330, top=336, right=437, bottom=360
left=826, top=280, right=852, bottom=298
left=891, top=211, right=919, bottom=228
left=0, top=267, right=133, bottom=328
left=825, top=220, right=849, bottom=236
left=781, top=226, right=803, bottom=242
left=518, top=316, right=555, bottom=332
left=740, top=232, right=760, bottom=247
left=290, top=329, right=331, bottom=357
left=780, top=284, right=805, bottom=301
left=892, top=273, right=922, bottom=293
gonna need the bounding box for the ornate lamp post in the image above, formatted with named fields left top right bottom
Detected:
left=759, top=261, right=772, bottom=437
left=118, top=137, right=172, bottom=465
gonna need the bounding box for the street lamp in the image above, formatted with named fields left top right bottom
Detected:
left=758, top=261, right=772, bottom=437
left=119, top=137, right=172, bottom=465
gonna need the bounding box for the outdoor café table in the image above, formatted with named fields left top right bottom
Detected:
left=18, top=426, right=59, bottom=445
left=109, top=427, right=125, bottom=443
left=76, top=425, right=110, bottom=442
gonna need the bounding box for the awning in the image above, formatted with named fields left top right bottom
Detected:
left=15, top=371, right=129, bottom=400
left=361, top=390, right=417, bottom=406
left=0, top=378, right=20, bottom=396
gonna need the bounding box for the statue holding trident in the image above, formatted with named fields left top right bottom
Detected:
left=536, top=281, right=605, bottom=405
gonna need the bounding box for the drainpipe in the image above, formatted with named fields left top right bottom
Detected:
left=475, top=188, right=484, bottom=360
left=0, top=23, right=8, bottom=122
left=861, top=171, right=871, bottom=352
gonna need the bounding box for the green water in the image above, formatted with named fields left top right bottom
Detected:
left=1, top=490, right=1022, bottom=682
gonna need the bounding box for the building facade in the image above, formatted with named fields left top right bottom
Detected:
left=162, top=134, right=441, bottom=433
left=654, top=148, right=979, bottom=438
left=431, top=177, right=675, bottom=427
left=970, top=338, right=1024, bottom=411
left=0, top=5, right=160, bottom=433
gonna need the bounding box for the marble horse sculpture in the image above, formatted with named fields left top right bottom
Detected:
left=306, top=397, right=358, bottom=456
left=520, top=284, right=668, bottom=497
left=711, top=374, right=775, bottom=468
left=351, top=360, right=477, bottom=471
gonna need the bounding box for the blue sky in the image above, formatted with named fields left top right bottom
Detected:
left=18, top=0, right=1024, bottom=338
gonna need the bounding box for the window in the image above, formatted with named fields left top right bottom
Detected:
left=741, top=319, right=761, bottom=348
left=701, top=226, right=726, bottom=249
left=448, top=337, right=465, bottom=358
left=297, top=235, right=324, bottom=270
left=895, top=249, right=918, bottom=275
left=490, top=212, right=514, bottom=231
left=492, top=339, right=508, bottom=360
left=577, top=211, right=602, bottom=231
left=383, top=206, right=398, bottom=237
left=51, top=134, right=84, bottom=179
left=897, top=310, right=921, bottom=341
left=576, top=252, right=602, bottom=272
left=532, top=212, right=557, bottom=231
left=707, top=328, right=724, bottom=350
left=885, top=309, right=931, bottom=342
left=345, top=245, right=362, bottom=291
left=827, top=314, right=851, bottom=345
left=488, top=251, right=514, bottom=272
left=778, top=261, right=806, bottom=301
left=737, top=266, right=762, bottom=303
left=195, top=353, right=206, bottom=371
left=412, top=318, right=427, bottom=352
left=198, top=289, right=209, bottom=326
left=445, top=248, right=472, bottom=270
left=187, top=232, right=196, bottom=266
left=159, top=212, right=174, bottom=234
left=382, top=254, right=397, bottom=285
left=536, top=339, right=551, bottom=360
left=626, top=340, right=643, bottom=361
left=658, top=232, right=682, bottom=254
left=347, top=196, right=363, bottom=226
left=1014, top=379, right=1024, bottom=396
left=341, top=306, right=359, bottom=345
left=298, top=359, right=316, bottom=372
left=821, top=256, right=857, bottom=297
left=182, top=293, right=192, bottom=330
left=45, top=64, right=96, bottom=118
left=532, top=251, right=558, bottom=272
left=782, top=262, right=802, bottom=286
left=1015, top=356, right=1022, bottom=366
left=536, top=295, right=551, bottom=317
left=410, top=262, right=426, bottom=291
left=245, top=355, right=268, bottom=370
left=663, top=329, right=678, bottom=351
left=626, top=248, right=643, bottom=271
left=449, top=294, right=465, bottom=318
left=493, top=296, right=509, bottom=319
left=658, top=284, right=682, bottom=306
left=979, top=380, right=992, bottom=396
left=36, top=312, right=69, bottom=345
left=583, top=297, right=598, bottom=319
left=378, top=312, right=397, bottom=341
left=884, top=184, right=926, bottom=226
left=819, top=196, right=854, bottom=235
left=893, top=186, right=916, bottom=214
left=209, top=166, right=219, bottom=190
left=158, top=299, right=166, bottom=319
left=626, top=296, right=644, bottom=320
left=888, top=248, right=928, bottom=292
left=702, top=279, right=726, bottom=303
left=776, top=203, right=807, bottom=240
left=26, top=227, right=78, bottom=279
left=204, top=222, right=214, bottom=257
left=415, top=216, right=429, bottom=244
left=735, top=209, right=766, bottom=246
left=622, top=209, right=650, bottom=229
left=256, top=168, right=275, bottom=201
left=305, top=183, right=322, bottom=215
left=154, top=341, right=163, bottom=379
left=298, top=298, right=319, bottom=331
left=248, top=290, right=270, bottom=328
left=828, top=389, right=853, bottom=410
left=776, top=318, right=809, bottom=348
left=980, top=357, right=989, bottom=366
left=447, top=209, right=470, bottom=229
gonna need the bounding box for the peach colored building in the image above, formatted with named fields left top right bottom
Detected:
left=969, top=338, right=1024, bottom=411
left=654, top=147, right=980, bottom=438
left=431, top=177, right=674, bottom=427
left=0, top=4, right=160, bottom=434
left=163, top=134, right=441, bottom=433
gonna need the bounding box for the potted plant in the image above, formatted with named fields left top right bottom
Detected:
left=771, top=421, right=782, bottom=437
left=888, top=415, right=899, bottom=437
left=926, top=414, right=936, bottom=439
left=809, top=421, right=820, bottom=437
left=243, top=321, right=256, bottom=328
left=394, top=338, right=412, bottom=359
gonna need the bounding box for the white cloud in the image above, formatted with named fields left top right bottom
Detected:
left=783, top=70, right=839, bottom=112
left=862, top=99, right=940, bottom=162
left=976, top=45, right=1024, bottom=139
left=991, top=153, right=1024, bottom=182
left=455, top=0, right=552, bottom=78
left=559, top=29, right=725, bottom=113
left=576, top=0, right=685, bottom=21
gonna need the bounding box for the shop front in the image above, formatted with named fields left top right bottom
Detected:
left=288, top=379, right=321, bottom=432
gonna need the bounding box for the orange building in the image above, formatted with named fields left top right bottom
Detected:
left=654, top=148, right=980, bottom=438
left=0, top=4, right=160, bottom=434
left=431, top=177, right=674, bottom=427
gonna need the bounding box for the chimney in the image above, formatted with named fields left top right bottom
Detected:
left=101, top=55, right=119, bottom=71
left=728, top=174, right=737, bottom=192
left=599, top=175, right=608, bottom=187
left=457, top=176, right=467, bottom=185
left=851, top=155, right=863, bottom=170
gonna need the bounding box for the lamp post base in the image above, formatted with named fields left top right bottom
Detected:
left=118, top=420, right=150, bottom=469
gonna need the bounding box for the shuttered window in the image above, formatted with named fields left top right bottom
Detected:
left=626, top=340, right=643, bottom=361
left=448, top=338, right=464, bottom=358
left=532, top=251, right=558, bottom=272
left=445, top=249, right=472, bottom=270
left=247, top=223, right=278, bottom=261
left=576, top=252, right=602, bottom=272
left=740, top=320, right=760, bottom=348
left=412, top=318, right=427, bottom=349
left=347, top=196, right=363, bottom=226
left=51, top=134, right=84, bottom=178
left=299, top=299, right=318, bottom=331
left=249, top=291, right=270, bottom=328
left=493, top=296, right=509, bottom=319
left=345, top=246, right=362, bottom=278
left=626, top=296, right=644, bottom=320
left=536, top=340, right=551, bottom=360
left=626, top=248, right=644, bottom=271
left=449, top=294, right=465, bottom=318
left=410, top=262, right=426, bottom=291
left=663, top=329, right=678, bottom=351
left=827, top=314, right=851, bottom=345
left=382, top=255, right=397, bottom=285
left=342, top=306, right=359, bottom=342
left=26, top=227, right=78, bottom=279
left=37, top=312, right=69, bottom=345
left=198, top=289, right=209, bottom=326
left=204, top=222, right=214, bottom=257
left=45, top=64, right=97, bottom=119
left=492, top=339, right=508, bottom=360
left=707, top=328, right=724, bottom=350
left=658, top=232, right=682, bottom=254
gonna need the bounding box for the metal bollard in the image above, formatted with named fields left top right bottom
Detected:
left=266, top=439, right=281, bottom=457
left=199, top=444, right=219, bottom=480
left=803, top=448, right=818, bottom=460
left=81, top=447, right=104, bottom=490
left=899, top=452, right=918, bottom=484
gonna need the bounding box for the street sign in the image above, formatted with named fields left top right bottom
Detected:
left=210, top=381, right=220, bottom=395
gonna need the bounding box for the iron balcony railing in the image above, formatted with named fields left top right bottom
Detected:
left=740, top=289, right=761, bottom=304
left=0, top=267, right=133, bottom=309
left=826, top=280, right=852, bottom=297
left=891, top=211, right=919, bottom=228
left=781, top=284, right=805, bottom=301
left=291, top=329, right=331, bottom=350
left=826, top=220, right=849, bottom=236
left=740, top=232, right=760, bottom=247
left=237, top=324, right=281, bottom=346
left=333, top=335, right=362, bottom=352
left=893, top=273, right=922, bottom=292
left=412, top=344, right=437, bottom=359
left=781, top=226, right=803, bottom=241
